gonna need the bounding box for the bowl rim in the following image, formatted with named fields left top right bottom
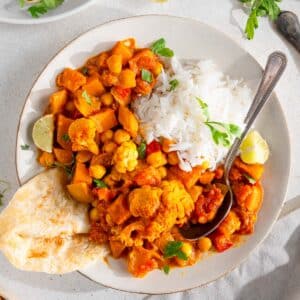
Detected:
left=14, top=14, right=291, bottom=294
left=0, top=0, right=95, bottom=25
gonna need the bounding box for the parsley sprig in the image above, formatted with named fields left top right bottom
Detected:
left=240, top=0, right=281, bottom=39
left=196, top=97, right=241, bottom=147
left=163, top=241, right=188, bottom=261
left=18, top=0, right=64, bottom=18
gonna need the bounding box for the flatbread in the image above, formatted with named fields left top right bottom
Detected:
left=0, top=168, right=106, bottom=274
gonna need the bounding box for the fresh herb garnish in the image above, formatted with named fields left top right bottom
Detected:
left=205, top=121, right=241, bottom=147
left=0, top=180, right=10, bottom=206
left=82, top=90, right=92, bottom=105
left=196, top=97, right=241, bottom=147
left=62, top=133, right=70, bottom=142
left=151, top=38, right=174, bottom=57
left=163, top=265, right=170, bottom=275
left=81, top=66, right=89, bottom=76
left=137, top=141, right=147, bottom=159
left=19, top=0, right=25, bottom=8
left=163, top=241, right=188, bottom=260
left=196, top=97, right=209, bottom=120
left=141, top=69, right=153, bottom=83
left=25, top=0, right=65, bottom=18
left=53, top=157, right=75, bottom=178
left=93, top=179, right=107, bottom=188
left=21, top=144, right=30, bottom=150
left=240, top=0, right=281, bottom=40
left=169, top=79, right=179, bottom=91
left=243, top=173, right=257, bottom=184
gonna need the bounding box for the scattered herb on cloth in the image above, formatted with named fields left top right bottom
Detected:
left=18, top=0, right=64, bottom=18
left=240, top=0, right=281, bottom=39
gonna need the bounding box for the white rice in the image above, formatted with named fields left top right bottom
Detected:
left=133, top=57, right=252, bottom=171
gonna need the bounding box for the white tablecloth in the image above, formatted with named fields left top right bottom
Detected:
left=0, top=1, right=299, bottom=299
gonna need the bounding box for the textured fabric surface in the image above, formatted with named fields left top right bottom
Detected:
left=0, top=0, right=299, bottom=299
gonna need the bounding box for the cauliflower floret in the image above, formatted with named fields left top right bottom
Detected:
left=113, top=141, right=138, bottom=173
left=128, top=186, right=162, bottom=218
left=146, top=180, right=194, bottom=241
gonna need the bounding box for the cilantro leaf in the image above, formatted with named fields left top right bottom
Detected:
left=62, top=133, right=70, bottom=142
left=151, top=38, right=166, bottom=53
left=141, top=69, right=153, bottom=83
left=205, top=121, right=241, bottom=147
left=137, top=141, right=147, bottom=159
left=169, top=79, right=179, bottom=91
left=196, top=97, right=210, bottom=120
left=151, top=38, right=174, bottom=57
left=82, top=90, right=92, bottom=105
left=163, top=241, right=188, bottom=260
left=93, top=179, right=107, bottom=188
left=156, top=48, right=174, bottom=57
left=27, top=0, right=64, bottom=18
left=240, top=0, right=281, bottom=40
left=21, top=144, right=30, bottom=150
left=81, top=66, right=89, bottom=76
left=163, top=265, right=170, bottom=275
left=243, top=173, right=257, bottom=184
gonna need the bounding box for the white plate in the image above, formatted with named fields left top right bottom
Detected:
left=15, top=15, right=291, bottom=294
left=0, top=0, right=94, bottom=24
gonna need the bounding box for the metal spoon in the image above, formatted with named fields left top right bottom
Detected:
left=179, top=52, right=287, bottom=240
left=276, top=11, right=300, bottom=53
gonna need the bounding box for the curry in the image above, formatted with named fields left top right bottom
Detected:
left=37, top=38, right=265, bottom=277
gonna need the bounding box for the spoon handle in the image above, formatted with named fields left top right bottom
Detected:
left=224, top=52, right=287, bottom=174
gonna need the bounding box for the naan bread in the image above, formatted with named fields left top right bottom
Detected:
left=0, top=168, right=107, bottom=274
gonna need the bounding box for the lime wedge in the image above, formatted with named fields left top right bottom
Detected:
left=240, top=130, right=270, bottom=164
left=32, top=114, right=54, bottom=153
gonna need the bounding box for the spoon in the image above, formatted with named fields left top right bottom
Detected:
left=276, top=11, right=300, bottom=53
left=179, top=51, right=287, bottom=240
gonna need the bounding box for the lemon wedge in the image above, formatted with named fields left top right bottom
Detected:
left=32, top=114, right=54, bottom=153
left=240, top=130, right=269, bottom=164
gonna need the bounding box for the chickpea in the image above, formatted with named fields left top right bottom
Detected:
left=114, top=129, right=131, bottom=144
left=202, top=160, right=210, bottom=170
left=101, top=130, right=114, bottom=143
left=181, top=242, right=193, bottom=257
left=90, top=208, right=100, bottom=221
left=158, top=166, right=167, bottom=179
left=197, top=237, right=212, bottom=252
left=175, top=242, right=193, bottom=266
left=100, top=93, right=114, bottom=106
left=168, top=152, right=179, bottom=165
left=161, top=138, right=173, bottom=153
left=103, top=141, right=118, bottom=153
left=152, top=62, right=163, bottom=76
left=89, top=165, right=106, bottom=179
left=146, top=151, right=167, bottom=168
